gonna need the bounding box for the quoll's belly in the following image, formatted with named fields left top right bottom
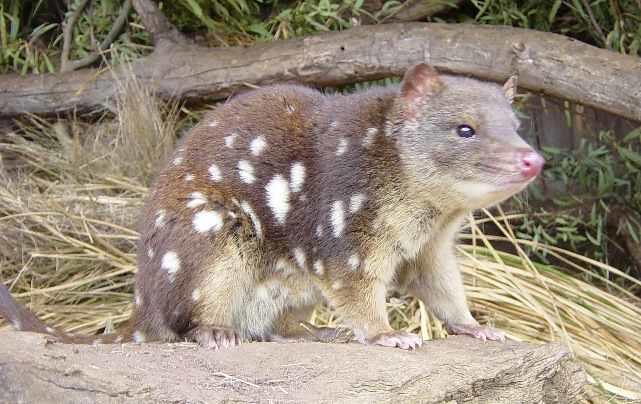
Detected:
left=234, top=266, right=323, bottom=339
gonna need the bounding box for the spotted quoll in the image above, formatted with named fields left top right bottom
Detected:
left=0, top=64, right=544, bottom=349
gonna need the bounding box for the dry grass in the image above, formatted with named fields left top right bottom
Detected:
left=1, top=76, right=640, bottom=401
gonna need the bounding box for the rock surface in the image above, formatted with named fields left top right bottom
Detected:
left=0, top=331, right=586, bottom=403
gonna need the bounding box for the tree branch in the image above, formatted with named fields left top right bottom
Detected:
left=60, top=0, right=91, bottom=72
left=130, top=0, right=190, bottom=46
left=381, top=0, right=463, bottom=23
left=1, top=23, right=640, bottom=122
left=61, top=0, right=133, bottom=73
left=579, top=0, right=608, bottom=47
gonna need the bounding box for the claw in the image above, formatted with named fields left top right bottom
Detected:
left=185, top=326, right=242, bottom=350
left=365, top=331, right=423, bottom=350
left=447, top=323, right=505, bottom=342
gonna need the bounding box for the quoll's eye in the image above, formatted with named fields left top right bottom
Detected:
left=456, top=124, right=475, bottom=138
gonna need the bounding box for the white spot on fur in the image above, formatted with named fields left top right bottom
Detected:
left=290, top=162, right=305, bottom=193
left=299, top=194, right=307, bottom=202
left=315, top=224, right=323, bottom=238
left=293, top=247, right=306, bottom=269
left=187, top=192, right=207, bottom=208
left=173, top=156, right=183, bottom=165
left=363, top=127, right=378, bottom=147
left=349, top=193, right=366, bottom=213
left=192, top=288, right=201, bottom=302
left=275, top=258, right=288, bottom=272
left=161, top=251, right=181, bottom=282
left=209, top=120, right=219, bottom=127
left=332, top=280, right=343, bottom=290
left=185, top=173, right=194, bottom=182
left=155, top=210, right=166, bottom=228
left=313, top=260, right=324, bottom=275
left=46, top=327, right=55, bottom=333
left=250, top=136, right=267, bottom=156
left=208, top=164, right=223, bottom=181
left=228, top=211, right=237, bottom=219
left=147, top=248, right=154, bottom=259
left=275, top=258, right=296, bottom=276
left=12, top=320, right=21, bottom=330
left=224, top=133, right=238, bottom=148
left=240, top=201, right=262, bottom=240
left=193, top=210, right=223, bottom=233
left=336, top=138, right=348, bottom=156
left=348, top=254, right=360, bottom=270
left=238, top=160, right=256, bottom=184
left=330, top=201, right=345, bottom=237
left=135, top=293, right=142, bottom=306
left=115, top=336, right=123, bottom=343
left=265, top=174, right=290, bottom=225
left=133, top=331, right=145, bottom=343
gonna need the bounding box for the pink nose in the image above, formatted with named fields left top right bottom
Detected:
left=518, top=150, right=545, bottom=178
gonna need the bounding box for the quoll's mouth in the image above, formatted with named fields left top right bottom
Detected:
left=477, top=148, right=545, bottom=185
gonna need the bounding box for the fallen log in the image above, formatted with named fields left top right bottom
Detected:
left=0, top=23, right=640, bottom=122
left=0, top=331, right=585, bottom=403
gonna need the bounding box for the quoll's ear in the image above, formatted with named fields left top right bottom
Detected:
left=503, top=74, right=518, bottom=104
left=400, top=63, right=444, bottom=103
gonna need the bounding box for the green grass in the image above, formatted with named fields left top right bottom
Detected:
left=2, top=0, right=640, bottom=74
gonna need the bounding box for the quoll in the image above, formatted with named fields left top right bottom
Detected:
left=0, top=63, right=544, bottom=349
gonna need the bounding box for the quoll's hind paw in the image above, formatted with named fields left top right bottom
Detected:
left=185, top=326, right=242, bottom=350
left=367, top=331, right=423, bottom=350
left=447, top=323, right=505, bottom=342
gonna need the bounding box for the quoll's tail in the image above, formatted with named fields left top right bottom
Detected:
left=0, top=283, right=130, bottom=344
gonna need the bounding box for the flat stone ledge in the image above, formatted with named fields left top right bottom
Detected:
left=0, top=331, right=586, bottom=403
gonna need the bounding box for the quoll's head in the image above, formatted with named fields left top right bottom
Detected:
left=391, top=63, right=544, bottom=209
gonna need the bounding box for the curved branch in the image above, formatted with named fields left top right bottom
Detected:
left=60, top=0, right=91, bottom=72
left=381, top=0, right=462, bottom=23
left=131, top=0, right=190, bottom=46
left=61, top=0, right=133, bottom=73
left=1, top=23, right=640, bottom=122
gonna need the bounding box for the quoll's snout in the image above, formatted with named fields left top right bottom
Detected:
left=517, top=149, right=545, bottom=179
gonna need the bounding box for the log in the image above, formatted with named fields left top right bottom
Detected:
left=1, top=23, right=639, bottom=122
left=0, top=331, right=585, bottom=403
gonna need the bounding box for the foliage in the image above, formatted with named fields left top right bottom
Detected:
left=0, top=1, right=57, bottom=74
left=513, top=127, right=641, bottom=281
left=3, top=0, right=640, bottom=75
left=64, top=0, right=152, bottom=65
left=0, top=0, right=150, bottom=75
left=162, top=0, right=377, bottom=44
left=463, top=0, right=641, bottom=56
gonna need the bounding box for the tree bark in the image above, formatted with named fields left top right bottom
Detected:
left=131, top=0, right=190, bottom=46
left=0, top=331, right=585, bottom=403
left=1, top=23, right=639, bottom=122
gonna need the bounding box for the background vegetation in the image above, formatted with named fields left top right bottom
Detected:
left=1, top=0, right=640, bottom=401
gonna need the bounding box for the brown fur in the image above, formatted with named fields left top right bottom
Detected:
left=0, top=64, right=543, bottom=349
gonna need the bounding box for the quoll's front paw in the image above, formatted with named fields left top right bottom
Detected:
left=366, top=331, right=423, bottom=350
left=447, top=323, right=505, bottom=342
left=185, top=326, right=242, bottom=350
